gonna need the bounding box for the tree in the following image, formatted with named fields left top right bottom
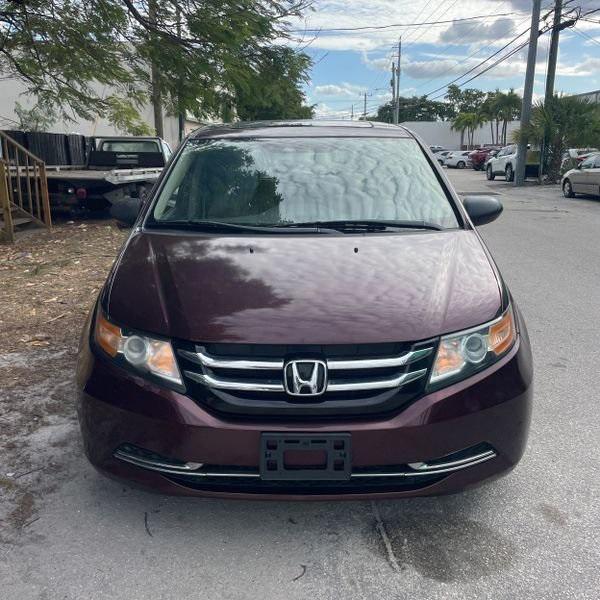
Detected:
left=494, top=89, right=522, bottom=145
left=514, top=95, right=600, bottom=183
left=13, top=101, right=57, bottom=132
left=373, top=96, right=455, bottom=123
left=233, top=47, right=314, bottom=121
left=452, top=112, right=485, bottom=149
left=445, top=85, right=486, bottom=115
left=0, top=0, right=310, bottom=133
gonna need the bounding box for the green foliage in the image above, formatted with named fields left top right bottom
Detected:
left=513, top=95, right=600, bottom=182
left=445, top=85, right=486, bottom=115
left=13, top=101, right=57, bottom=132
left=452, top=112, right=485, bottom=148
left=0, top=0, right=311, bottom=133
left=373, top=96, right=455, bottom=123
left=233, top=47, right=314, bottom=121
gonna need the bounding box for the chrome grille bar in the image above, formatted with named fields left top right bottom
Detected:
left=184, top=368, right=428, bottom=394
left=184, top=371, right=285, bottom=393
left=179, top=344, right=434, bottom=395
left=179, top=347, right=432, bottom=371
left=179, top=349, right=283, bottom=370
left=327, top=347, right=432, bottom=370
left=327, top=369, right=428, bottom=392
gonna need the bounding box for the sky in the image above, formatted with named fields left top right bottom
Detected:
left=286, top=0, right=600, bottom=119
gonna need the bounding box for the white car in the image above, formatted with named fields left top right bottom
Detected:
left=487, top=144, right=540, bottom=181
left=444, top=151, right=472, bottom=169
left=486, top=145, right=520, bottom=181
left=435, top=150, right=452, bottom=166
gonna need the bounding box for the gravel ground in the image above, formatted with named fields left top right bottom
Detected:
left=1, top=171, right=599, bottom=600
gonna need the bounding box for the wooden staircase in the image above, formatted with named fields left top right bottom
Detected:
left=0, top=131, right=52, bottom=242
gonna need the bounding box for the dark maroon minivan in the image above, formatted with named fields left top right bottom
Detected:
left=77, top=121, right=532, bottom=499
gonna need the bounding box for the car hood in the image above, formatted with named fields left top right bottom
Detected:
left=106, top=229, right=502, bottom=345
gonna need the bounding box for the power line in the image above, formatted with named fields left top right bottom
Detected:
left=422, top=25, right=533, bottom=98
left=572, top=25, right=600, bottom=48
left=291, top=12, right=519, bottom=33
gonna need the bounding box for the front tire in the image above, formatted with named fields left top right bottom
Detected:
left=487, top=165, right=496, bottom=180
left=457, top=161, right=466, bottom=169
left=563, top=179, right=575, bottom=198
left=505, top=164, right=514, bottom=182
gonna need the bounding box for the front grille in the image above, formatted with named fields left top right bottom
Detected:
left=175, top=341, right=437, bottom=418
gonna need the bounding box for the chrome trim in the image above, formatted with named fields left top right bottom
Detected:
left=179, top=347, right=433, bottom=372
left=114, top=450, right=204, bottom=472
left=115, top=447, right=497, bottom=480
left=406, top=449, right=497, bottom=474
left=184, top=368, right=428, bottom=393
left=178, top=349, right=283, bottom=370
left=327, top=347, right=433, bottom=370
left=184, top=371, right=285, bottom=392
left=327, top=369, right=428, bottom=392
left=114, top=450, right=260, bottom=478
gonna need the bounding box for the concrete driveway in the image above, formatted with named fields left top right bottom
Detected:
left=1, top=169, right=599, bottom=599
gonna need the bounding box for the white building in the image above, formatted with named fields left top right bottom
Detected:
left=400, top=120, right=521, bottom=149
left=0, top=77, right=212, bottom=149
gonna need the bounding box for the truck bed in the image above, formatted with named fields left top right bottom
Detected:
left=45, top=166, right=162, bottom=185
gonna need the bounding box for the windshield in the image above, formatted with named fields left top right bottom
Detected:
left=150, top=137, right=460, bottom=230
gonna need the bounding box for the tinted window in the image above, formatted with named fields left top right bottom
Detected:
left=581, top=158, right=594, bottom=169
left=99, top=140, right=160, bottom=153
left=151, top=138, right=459, bottom=229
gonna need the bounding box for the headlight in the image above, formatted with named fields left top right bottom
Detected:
left=429, top=307, right=516, bottom=388
left=94, top=309, right=183, bottom=387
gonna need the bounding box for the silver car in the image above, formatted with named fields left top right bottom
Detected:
left=562, top=153, right=600, bottom=198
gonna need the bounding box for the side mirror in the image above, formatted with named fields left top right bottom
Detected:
left=110, top=198, right=142, bottom=227
left=462, top=195, right=503, bottom=226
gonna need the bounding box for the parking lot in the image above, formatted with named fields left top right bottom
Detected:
left=1, top=168, right=600, bottom=599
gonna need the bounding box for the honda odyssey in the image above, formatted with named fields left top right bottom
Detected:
left=77, top=121, right=533, bottom=499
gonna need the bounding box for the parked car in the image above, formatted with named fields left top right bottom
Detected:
left=444, top=150, right=472, bottom=169
left=77, top=120, right=532, bottom=499
left=435, top=150, right=453, bottom=165
left=562, top=153, right=600, bottom=198
left=469, top=147, right=500, bottom=171
left=560, top=148, right=599, bottom=175
left=486, top=144, right=540, bottom=181
left=430, top=145, right=446, bottom=154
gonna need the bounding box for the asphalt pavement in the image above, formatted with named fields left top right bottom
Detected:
left=1, top=167, right=599, bottom=599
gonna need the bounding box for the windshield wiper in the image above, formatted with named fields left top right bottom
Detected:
left=287, top=220, right=444, bottom=232
left=151, top=220, right=332, bottom=234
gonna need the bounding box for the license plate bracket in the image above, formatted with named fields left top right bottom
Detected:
left=260, top=433, right=351, bottom=481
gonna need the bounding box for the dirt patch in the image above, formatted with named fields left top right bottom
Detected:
left=0, top=221, right=127, bottom=541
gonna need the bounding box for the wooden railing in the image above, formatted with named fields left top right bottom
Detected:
left=0, top=130, right=51, bottom=242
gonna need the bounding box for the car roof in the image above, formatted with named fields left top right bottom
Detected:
left=190, top=120, right=414, bottom=140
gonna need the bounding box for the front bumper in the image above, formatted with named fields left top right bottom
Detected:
left=77, top=327, right=533, bottom=499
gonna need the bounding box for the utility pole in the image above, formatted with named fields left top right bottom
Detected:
left=393, top=38, right=401, bottom=125
left=391, top=64, right=396, bottom=124
left=351, top=104, right=354, bottom=121
left=544, top=0, right=563, bottom=101
left=363, top=92, right=368, bottom=120
left=515, top=0, right=542, bottom=186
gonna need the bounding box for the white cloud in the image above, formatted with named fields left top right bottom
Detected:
left=313, top=82, right=366, bottom=96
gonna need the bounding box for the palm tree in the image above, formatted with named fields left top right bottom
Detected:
left=513, top=95, right=600, bottom=182
left=494, top=89, right=522, bottom=145
left=452, top=112, right=485, bottom=149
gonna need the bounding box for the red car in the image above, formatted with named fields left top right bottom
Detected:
left=469, top=147, right=500, bottom=171
left=77, top=121, right=533, bottom=500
